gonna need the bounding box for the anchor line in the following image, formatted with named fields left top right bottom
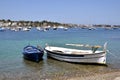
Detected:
left=107, top=50, right=120, bottom=60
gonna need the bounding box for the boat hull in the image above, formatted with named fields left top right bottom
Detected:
left=22, top=45, right=44, bottom=62
left=23, top=52, right=43, bottom=62
left=45, top=47, right=107, bottom=64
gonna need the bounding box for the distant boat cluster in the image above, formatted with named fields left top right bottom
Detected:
left=0, top=25, right=69, bottom=32
left=0, top=19, right=120, bottom=32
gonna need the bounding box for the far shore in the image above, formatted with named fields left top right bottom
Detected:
left=0, top=19, right=120, bottom=32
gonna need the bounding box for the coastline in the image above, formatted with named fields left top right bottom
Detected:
left=68, top=71, right=120, bottom=80
left=0, top=19, right=120, bottom=32
left=1, top=69, right=120, bottom=80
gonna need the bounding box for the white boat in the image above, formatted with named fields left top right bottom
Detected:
left=45, top=42, right=107, bottom=64
left=36, top=27, right=41, bottom=31
left=0, top=27, right=6, bottom=31
left=22, top=27, right=30, bottom=31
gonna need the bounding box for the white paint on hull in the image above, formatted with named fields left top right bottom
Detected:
left=45, top=46, right=107, bottom=64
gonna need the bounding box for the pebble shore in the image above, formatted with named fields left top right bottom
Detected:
left=0, top=69, right=120, bottom=80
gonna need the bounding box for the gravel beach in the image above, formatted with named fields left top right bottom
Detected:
left=68, top=71, right=120, bottom=80
left=0, top=69, right=120, bottom=80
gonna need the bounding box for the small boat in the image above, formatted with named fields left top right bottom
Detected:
left=22, top=45, right=44, bottom=62
left=0, top=27, right=6, bottom=32
left=22, top=27, right=30, bottom=31
left=45, top=42, right=107, bottom=64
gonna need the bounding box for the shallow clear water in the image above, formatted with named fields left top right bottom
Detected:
left=0, top=28, right=120, bottom=78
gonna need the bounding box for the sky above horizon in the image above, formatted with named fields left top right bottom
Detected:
left=0, top=0, right=120, bottom=25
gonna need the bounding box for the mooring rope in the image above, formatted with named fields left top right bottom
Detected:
left=107, top=50, right=120, bottom=60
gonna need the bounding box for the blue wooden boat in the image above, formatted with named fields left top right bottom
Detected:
left=22, top=45, right=44, bottom=62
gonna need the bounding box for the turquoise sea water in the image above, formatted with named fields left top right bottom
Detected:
left=0, top=28, right=120, bottom=78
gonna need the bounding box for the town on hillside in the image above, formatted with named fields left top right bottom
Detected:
left=0, top=19, right=120, bottom=31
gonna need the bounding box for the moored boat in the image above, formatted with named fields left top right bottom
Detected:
left=22, top=45, right=44, bottom=62
left=45, top=42, right=107, bottom=64
left=0, top=27, right=6, bottom=32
